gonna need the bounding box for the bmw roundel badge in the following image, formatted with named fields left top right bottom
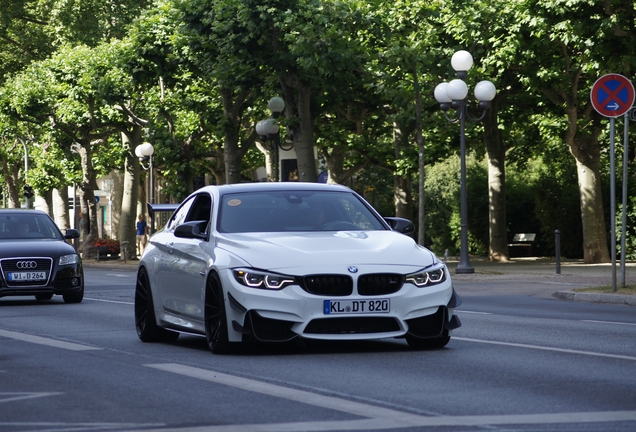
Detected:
left=347, top=266, right=358, bottom=273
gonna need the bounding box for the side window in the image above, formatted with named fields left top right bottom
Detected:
left=166, top=197, right=196, bottom=231
left=166, top=193, right=213, bottom=233
left=186, top=194, right=212, bottom=225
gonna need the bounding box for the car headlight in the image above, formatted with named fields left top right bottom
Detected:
left=233, top=269, right=296, bottom=290
left=405, top=264, right=447, bottom=287
left=59, top=254, right=80, bottom=266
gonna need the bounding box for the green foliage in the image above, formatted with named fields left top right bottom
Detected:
left=423, top=153, right=488, bottom=257
left=352, top=165, right=394, bottom=218
left=506, top=157, right=583, bottom=258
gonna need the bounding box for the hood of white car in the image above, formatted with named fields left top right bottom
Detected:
left=215, top=230, right=436, bottom=272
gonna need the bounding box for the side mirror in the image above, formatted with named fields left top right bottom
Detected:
left=174, top=220, right=208, bottom=240
left=64, top=228, right=80, bottom=239
left=384, top=217, right=415, bottom=237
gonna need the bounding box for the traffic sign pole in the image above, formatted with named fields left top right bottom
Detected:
left=621, top=111, right=629, bottom=287
left=590, top=74, right=635, bottom=293
left=609, top=118, right=617, bottom=293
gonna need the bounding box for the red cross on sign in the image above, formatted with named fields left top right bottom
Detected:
left=590, top=74, right=635, bottom=118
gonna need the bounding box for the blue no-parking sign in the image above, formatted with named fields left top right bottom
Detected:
left=590, top=74, right=635, bottom=118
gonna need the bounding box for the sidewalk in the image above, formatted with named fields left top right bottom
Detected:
left=446, top=257, right=636, bottom=306
left=82, top=256, right=636, bottom=307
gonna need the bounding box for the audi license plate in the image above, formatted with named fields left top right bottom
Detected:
left=8, top=272, right=46, bottom=282
left=323, top=299, right=390, bottom=315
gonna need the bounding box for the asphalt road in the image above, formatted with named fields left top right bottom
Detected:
left=1, top=265, right=635, bottom=432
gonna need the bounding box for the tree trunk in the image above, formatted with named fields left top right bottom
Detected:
left=2, top=159, right=21, bottom=208
left=413, top=66, right=426, bottom=247
left=575, top=157, right=610, bottom=263
left=563, top=106, right=610, bottom=264
left=321, top=146, right=366, bottom=185
left=393, top=122, right=413, bottom=219
left=255, top=141, right=275, bottom=181
left=483, top=98, right=509, bottom=262
left=224, top=127, right=243, bottom=184
left=325, top=146, right=347, bottom=184
left=41, top=189, right=54, bottom=218
left=282, top=79, right=318, bottom=183
left=221, top=88, right=252, bottom=185
left=119, top=130, right=141, bottom=260
left=54, top=187, right=70, bottom=230
left=76, top=143, right=99, bottom=258
left=295, top=84, right=318, bottom=182
left=110, top=170, right=123, bottom=240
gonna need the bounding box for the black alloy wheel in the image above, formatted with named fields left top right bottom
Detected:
left=135, top=268, right=179, bottom=342
left=204, top=274, right=234, bottom=354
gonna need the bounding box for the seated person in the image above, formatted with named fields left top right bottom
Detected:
left=13, top=222, right=29, bottom=236
left=9, top=221, right=34, bottom=237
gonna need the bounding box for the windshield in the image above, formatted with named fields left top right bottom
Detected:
left=218, top=191, right=386, bottom=233
left=0, top=214, right=63, bottom=240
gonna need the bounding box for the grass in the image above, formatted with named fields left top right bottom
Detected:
left=573, top=285, right=636, bottom=295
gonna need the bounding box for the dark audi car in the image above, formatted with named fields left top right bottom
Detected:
left=0, top=209, right=84, bottom=303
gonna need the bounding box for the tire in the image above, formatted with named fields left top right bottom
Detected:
left=63, top=287, right=84, bottom=304
left=204, top=274, right=234, bottom=354
left=35, top=293, right=53, bottom=301
left=406, top=330, right=450, bottom=350
left=135, top=268, right=179, bottom=343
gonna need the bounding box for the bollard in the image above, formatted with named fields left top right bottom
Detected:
left=555, top=229, right=561, bottom=274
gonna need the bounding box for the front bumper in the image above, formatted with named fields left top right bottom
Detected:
left=0, top=259, right=84, bottom=299
left=219, top=267, right=460, bottom=343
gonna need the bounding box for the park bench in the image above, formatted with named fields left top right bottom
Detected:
left=508, top=233, right=536, bottom=257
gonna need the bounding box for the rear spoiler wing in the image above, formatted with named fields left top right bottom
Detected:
left=147, top=202, right=179, bottom=233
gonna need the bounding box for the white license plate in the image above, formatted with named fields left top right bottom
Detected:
left=323, top=299, right=390, bottom=315
left=8, top=271, right=47, bottom=281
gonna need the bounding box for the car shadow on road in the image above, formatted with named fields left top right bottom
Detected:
left=171, top=334, right=449, bottom=356
left=0, top=298, right=67, bottom=306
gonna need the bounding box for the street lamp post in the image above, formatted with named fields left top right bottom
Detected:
left=434, top=50, right=496, bottom=274
left=257, top=97, right=291, bottom=182
left=135, top=142, right=155, bottom=232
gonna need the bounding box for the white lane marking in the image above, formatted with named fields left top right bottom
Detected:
left=105, top=274, right=132, bottom=277
left=139, top=363, right=636, bottom=432
left=454, top=337, right=636, bottom=361
left=0, top=329, right=101, bottom=351
left=0, top=392, right=62, bottom=403
left=145, top=363, right=425, bottom=424
left=583, top=320, right=636, bottom=327
left=456, top=310, right=492, bottom=315
left=0, top=422, right=165, bottom=431
left=536, top=281, right=579, bottom=286
left=84, top=297, right=133, bottom=305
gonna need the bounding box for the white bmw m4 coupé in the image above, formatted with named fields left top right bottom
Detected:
left=135, top=182, right=461, bottom=354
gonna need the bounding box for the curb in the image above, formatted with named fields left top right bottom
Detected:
left=82, top=259, right=139, bottom=271
left=553, top=291, right=636, bottom=306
